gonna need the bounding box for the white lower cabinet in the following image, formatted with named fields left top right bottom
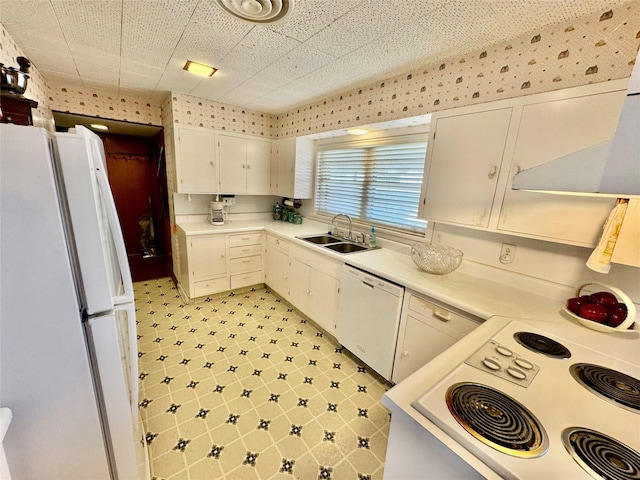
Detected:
left=392, top=291, right=481, bottom=384
left=264, top=236, right=341, bottom=337
left=288, top=244, right=341, bottom=337
left=178, top=229, right=264, bottom=300
left=264, top=235, right=289, bottom=298
left=182, top=234, right=229, bottom=299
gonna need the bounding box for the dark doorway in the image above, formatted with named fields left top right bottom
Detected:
left=101, top=132, right=171, bottom=282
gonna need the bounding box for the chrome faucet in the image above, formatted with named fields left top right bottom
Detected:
left=331, top=213, right=352, bottom=240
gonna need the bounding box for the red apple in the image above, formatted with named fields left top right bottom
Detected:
left=566, top=296, right=589, bottom=314
left=578, top=304, right=608, bottom=323
left=589, top=291, right=618, bottom=307
left=606, top=306, right=628, bottom=328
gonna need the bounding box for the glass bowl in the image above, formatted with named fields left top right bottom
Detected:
left=411, top=243, right=463, bottom=275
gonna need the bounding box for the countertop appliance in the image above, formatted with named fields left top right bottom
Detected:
left=336, top=264, right=405, bottom=381
left=411, top=319, right=640, bottom=479
left=0, top=124, right=148, bottom=479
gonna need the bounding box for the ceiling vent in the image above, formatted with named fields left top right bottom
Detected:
left=214, top=0, right=294, bottom=24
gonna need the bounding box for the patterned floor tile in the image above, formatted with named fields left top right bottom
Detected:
left=135, top=278, right=390, bottom=479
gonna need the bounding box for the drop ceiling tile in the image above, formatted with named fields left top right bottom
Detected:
left=0, top=0, right=65, bottom=42
left=217, top=27, right=302, bottom=77
left=171, top=1, right=253, bottom=67
left=304, top=1, right=415, bottom=58
left=122, top=0, right=198, bottom=68
left=120, top=58, right=165, bottom=82
left=256, top=43, right=336, bottom=84
left=188, top=74, right=239, bottom=100
left=265, top=0, right=360, bottom=42
left=119, top=70, right=162, bottom=92
left=50, top=0, right=122, bottom=56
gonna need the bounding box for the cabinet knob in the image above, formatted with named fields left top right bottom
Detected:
left=210, top=161, right=214, bottom=166
left=488, top=165, right=498, bottom=179
left=402, top=350, right=409, bottom=358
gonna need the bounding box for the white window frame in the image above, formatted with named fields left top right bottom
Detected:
left=314, top=131, right=428, bottom=235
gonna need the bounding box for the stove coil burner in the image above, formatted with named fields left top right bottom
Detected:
left=446, top=382, right=548, bottom=458
left=571, top=363, right=640, bottom=414
left=563, top=428, right=640, bottom=480
left=513, top=331, right=571, bottom=359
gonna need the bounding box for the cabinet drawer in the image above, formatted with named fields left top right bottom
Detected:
left=408, top=294, right=479, bottom=337
left=230, top=271, right=263, bottom=289
left=266, top=234, right=288, bottom=252
left=229, top=232, right=262, bottom=246
left=193, top=277, right=229, bottom=297
left=229, top=255, right=262, bottom=273
left=229, top=244, right=262, bottom=258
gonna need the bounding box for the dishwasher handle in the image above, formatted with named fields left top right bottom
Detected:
left=361, top=280, right=375, bottom=290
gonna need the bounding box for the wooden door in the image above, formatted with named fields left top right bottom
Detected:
left=103, top=133, right=171, bottom=281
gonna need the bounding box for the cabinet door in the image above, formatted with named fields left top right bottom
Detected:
left=275, top=138, right=295, bottom=197
left=246, top=139, right=272, bottom=195
left=392, top=314, right=459, bottom=384
left=498, top=91, right=625, bottom=246
left=420, top=108, right=512, bottom=227
left=218, top=134, right=247, bottom=194
left=309, top=270, right=339, bottom=336
left=288, top=257, right=311, bottom=315
left=190, top=235, right=226, bottom=280
left=175, top=126, right=217, bottom=193
left=264, top=244, right=288, bottom=298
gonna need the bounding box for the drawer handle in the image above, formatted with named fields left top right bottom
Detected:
left=241, top=237, right=250, bottom=240
left=242, top=248, right=250, bottom=252
left=488, top=165, right=498, bottom=179
left=242, top=259, right=251, bottom=263
left=433, top=310, right=451, bottom=322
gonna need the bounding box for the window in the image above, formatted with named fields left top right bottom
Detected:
left=315, top=134, right=428, bottom=232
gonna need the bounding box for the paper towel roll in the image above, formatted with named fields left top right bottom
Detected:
left=283, top=199, right=294, bottom=207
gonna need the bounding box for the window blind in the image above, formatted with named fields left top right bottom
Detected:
left=315, top=137, right=428, bottom=232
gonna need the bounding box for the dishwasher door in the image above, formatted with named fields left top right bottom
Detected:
left=336, top=265, right=405, bottom=381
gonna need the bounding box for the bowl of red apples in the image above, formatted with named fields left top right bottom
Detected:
left=564, top=282, right=636, bottom=333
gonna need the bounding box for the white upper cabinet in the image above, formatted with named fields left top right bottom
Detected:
left=419, top=108, right=512, bottom=228
left=419, top=79, right=629, bottom=247
left=273, top=137, right=313, bottom=198
left=497, top=90, right=625, bottom=245
left=218, top=133, right=272, bottom=195
left=173, top=125, right=218, bottom=194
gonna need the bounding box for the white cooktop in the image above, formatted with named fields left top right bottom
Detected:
left=412, top=319, right=640, bottom=479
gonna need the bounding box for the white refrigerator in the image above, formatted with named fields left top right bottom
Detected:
left=0, top=123, right=149, bottom=479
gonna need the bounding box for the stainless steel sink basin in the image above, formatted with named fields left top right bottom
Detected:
left=323, top=242, right=370, bottom=254
left=296, top=233, right=379, bottom=254
left=297, top=234, right=342, bottom=245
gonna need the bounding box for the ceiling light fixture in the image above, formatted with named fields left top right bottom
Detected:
left=213, top=0, right=294, bottom=24
left=90, top=124, right=109, bottom=131
left=347, top=128, right=369, bottom=136
left=184, top=61, right=217, bottom=77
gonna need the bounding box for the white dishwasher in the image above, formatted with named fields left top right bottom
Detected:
left=336, top=264, right=405, bottom=381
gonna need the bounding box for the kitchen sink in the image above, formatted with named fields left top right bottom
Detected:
left=296, top=233, right=378, bottom=254
left=323, top=242, right=370, bottom=254
left=297, top=234, right=342, bottom=244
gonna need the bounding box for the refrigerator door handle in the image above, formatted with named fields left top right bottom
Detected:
left=94, top=158, right=135, bottom=305
left=115, top=302, right=139, bottom=425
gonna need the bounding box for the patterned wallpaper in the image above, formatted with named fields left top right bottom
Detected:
left=48, top=82, right=163, bottom=126
left=169, top=92, right=277, bottom=138
left=277, top=2, right=640, bottom=137
left=0, top=24, right=52, bottom=127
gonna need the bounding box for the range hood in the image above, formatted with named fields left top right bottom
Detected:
left=512, top=51, right=640, bottom=198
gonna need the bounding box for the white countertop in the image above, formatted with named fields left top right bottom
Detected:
left=178, top=218, right=563, bottom=321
